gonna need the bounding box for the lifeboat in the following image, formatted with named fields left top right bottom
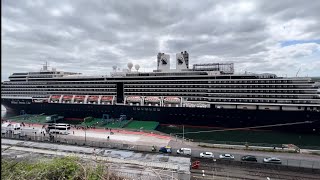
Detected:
left=88, top=96, right=99, bottom=101
left=62, top=95, right=73, bottom=100
left=51, top=95, right=61, bottom=100
left=126, top=96, right=142, bottom=102
left=164, top=97, right=180, bottom=103
left=145, top=96, right=161, bottom=102
left=74, top=95, right=86, bottom=100
left=101, top=96, right=113, bottom=101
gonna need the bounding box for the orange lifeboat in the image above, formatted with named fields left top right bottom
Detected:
left=62, top=95, right=73, bottom=100
left=101, top=96, right=113, bottom=101
left=88, top=96, right=99, bottom=101
left=51, top=95, right=61, bottom=100
left=74, top=95, right=85, bottom=100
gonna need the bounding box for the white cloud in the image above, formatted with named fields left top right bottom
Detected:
left=268, top=18, right=317, bottom=41
left=49, top=4, right=74, bottom=17
left=1, top=0, right=320, bottom=81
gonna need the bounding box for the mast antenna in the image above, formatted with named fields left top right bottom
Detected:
left=42, top=61, right=50, bottom=71
left=296, top=67, right=301, bottom=77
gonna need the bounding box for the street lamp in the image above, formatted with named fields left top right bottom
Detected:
left=84, top=118, right=87, bottom=144
left=53, top=116, right=57, bottom=142
left=182, top=125, right=185, bottom=143
left=212, top=159, right=216, bottom=179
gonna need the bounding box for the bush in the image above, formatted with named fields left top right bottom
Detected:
left=1, top=156, right=124, bottom=180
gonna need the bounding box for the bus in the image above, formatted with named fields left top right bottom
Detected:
left=48, top=123, right=71, bottom=135
left=2, top=123, right=21, bottom=135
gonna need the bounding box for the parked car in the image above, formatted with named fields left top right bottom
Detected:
left=200, top=152, right=214, bottom=158
left=177, top=148, right=192, bottom=155
left=241, top=155, right=257, bottom=162
left=263, top=157, right=282, bottom=164
left=219, top=154, right=234, bottom=160
left=159, top=146, right=172, bottom=153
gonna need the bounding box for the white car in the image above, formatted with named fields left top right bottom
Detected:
left=200, top=152, right=214, bottom=158
left=263, top=157, right=282, bottom=164
left=219, top=154, right=234, bottom=160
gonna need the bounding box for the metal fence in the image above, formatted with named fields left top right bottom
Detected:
left=1, top=132, right=186, bottom=180
left=112, top=169, right=179, bottom=180
left=170, top=134, right=320, bottom=150
left=2, top=131, right=320, bottom=171
left=1, top=132, right=157, bottom=153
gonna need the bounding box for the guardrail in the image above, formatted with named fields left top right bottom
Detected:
left=193, top=158, right=320, bottom=173
left=2, top=132, right=320, bottom=171
left=1, top=132, right=159, bottom=154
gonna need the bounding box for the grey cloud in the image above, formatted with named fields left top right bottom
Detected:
left=256, top=0, right=320, bottom=21
left=2, top=0, right=320, bottom=81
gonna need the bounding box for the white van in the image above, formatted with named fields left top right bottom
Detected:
left=177, top=148, right=192, bottom=155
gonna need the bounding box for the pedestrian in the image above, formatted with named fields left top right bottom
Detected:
left=73, top=131, right=74, bottom=135
left=107, top=136, right=110, bottom=140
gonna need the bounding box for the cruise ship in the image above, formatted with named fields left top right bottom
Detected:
left=1, top=51, right=320, bottom=133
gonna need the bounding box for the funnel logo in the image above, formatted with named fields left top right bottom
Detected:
left=161, top=57, right=168, bottom=65
left=178, top=57, right=184, bottom=65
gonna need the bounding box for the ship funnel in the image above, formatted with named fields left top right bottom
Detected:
left=176, top=51, right=189, bottom=70
left=157, top=52, right=170, bottom=71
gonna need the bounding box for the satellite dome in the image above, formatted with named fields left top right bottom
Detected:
left=112, top=65, right=117, bottom=72
left=127, top=62, right=133, bottom=71
left=135, top=64, right=140, bottom=71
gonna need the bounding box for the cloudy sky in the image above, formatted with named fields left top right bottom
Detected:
left=2, top=0, right=320, bottom=81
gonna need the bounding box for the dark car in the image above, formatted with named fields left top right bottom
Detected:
left=241, top=155, right=257, bottom=162
left=159, top=146, right=172, bottom=153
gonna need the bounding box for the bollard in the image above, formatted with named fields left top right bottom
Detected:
left=202, top=170, right=205, bottom=177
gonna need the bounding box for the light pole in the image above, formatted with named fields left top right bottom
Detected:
left=212, top=159, right=216, bottom=180
left=182, top=125, right=184, bottom=143
left=54, top=117, right=57, bottom=142
left=84, top=118, right=87, bottom=144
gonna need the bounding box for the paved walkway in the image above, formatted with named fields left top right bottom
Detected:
left=8, top=121, right=171, bottom=146
left=5, top=120, right=320, bottom=157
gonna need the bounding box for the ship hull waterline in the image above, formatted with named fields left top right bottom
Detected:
left=1, top=99, right=319, bottom=134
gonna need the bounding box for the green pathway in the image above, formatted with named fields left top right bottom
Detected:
left=124, top=121, right=159, bottom=130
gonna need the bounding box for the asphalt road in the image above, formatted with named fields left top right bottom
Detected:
left=3, top=128, right=320, bottom=170
left=168, top=141, right=320, bottom=169
left=2, top=142, right=319, bottom=180
left=190, top=162, right=320, bottom=180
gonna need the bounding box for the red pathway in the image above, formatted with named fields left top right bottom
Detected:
left=7, top=121, right=171, bottom=140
